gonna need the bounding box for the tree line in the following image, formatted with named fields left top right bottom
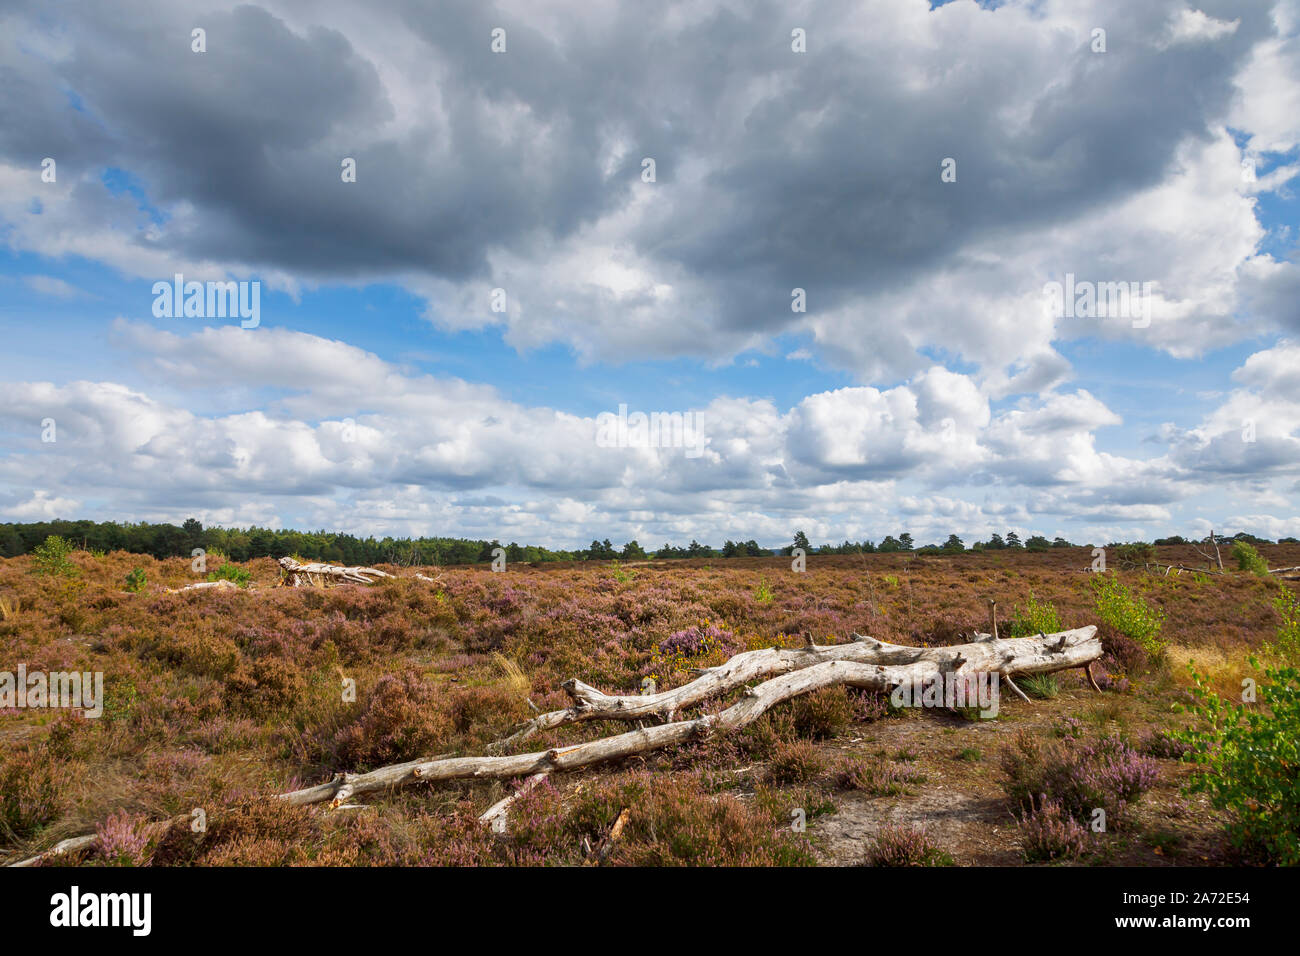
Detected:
left=1, top=520, right=1291, bottom=567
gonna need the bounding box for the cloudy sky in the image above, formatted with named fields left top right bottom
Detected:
left=1, top=0, right=1298, bottom=550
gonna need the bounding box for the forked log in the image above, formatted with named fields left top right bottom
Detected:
left=279, top=628, right=1104, bottom=808
left=489, top=626, right=1098, bottom=752
left=7, top=627, right=1100, bottom=867
left=277, top=556, right=392, bottom=587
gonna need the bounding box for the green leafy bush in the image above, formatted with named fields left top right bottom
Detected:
left=124, top=567, right=147, bottom=593
left=1177, top=661, right=1300, bottom=865
left=1232, top=540, right=1269, bottom=576
left=1270, top=590, right=1300, bottom=660
left=1091, top=574, right=1166, bottom=658
left=1008, top=592, right=1062, bottom=637
left=207, top=562, right=252, bottom=588
left=31, top=535, right=77, bottom=577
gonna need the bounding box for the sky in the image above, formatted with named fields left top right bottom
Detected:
left=0, top=0, right=1298, bottom=551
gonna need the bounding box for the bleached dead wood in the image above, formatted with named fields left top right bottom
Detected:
left=8, top=834, right=98, bottom=867
left=274, top=627, right=1101, bottom=808
left=489, top=626, right=1099, bottom=752
left=277, top=556, right=392, bottom=587
left=478, top=772, right=550, bottom=829
left=168, top=579, right=241, bottom=592
left=8, top=627, right=1100, bottom=866
left=1145, top=563, right=1226, bottom=577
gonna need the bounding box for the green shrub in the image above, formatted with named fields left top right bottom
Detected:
left=1177, top=661, right=1300, bottom=865
left=1233, top=541, right=1269, bottom=576
left=207, top=562, right=252, bottom=588
left=31, top=535, right=77, bottom=577
left=1091, top=574, right=1166, bottom=658
left=1008, top=592, right=1062, bottom=638
left=1270, top=590, right=1300, bottom=660
left=124, top=567, right=147, bottom=593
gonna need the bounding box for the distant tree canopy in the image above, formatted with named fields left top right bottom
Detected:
left=0, top=520, right=1277, bottom=566
left=0, top=519, right=580, bottom=566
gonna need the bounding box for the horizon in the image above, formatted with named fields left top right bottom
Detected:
left=2, top=0, right=1299, bottom=549
left=2, top=515, right=1290, bottom=559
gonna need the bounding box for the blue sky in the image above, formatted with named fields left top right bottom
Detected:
left=1, top=0, right=1298, bottom=549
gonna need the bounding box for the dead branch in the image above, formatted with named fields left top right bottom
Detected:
left=7, top=627, right=1100, bottom=867
left=277, top=556, right=392, bottom=587
left=1144, top=563, right=1226, bottom=577
left=479, top=772, right=549, bottom=830
left=1189, top=531, right=1224, bottom=572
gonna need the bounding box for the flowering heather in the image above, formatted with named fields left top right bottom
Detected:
left=1000, top=729, right=1158, bottom=827
left=1141, top=729, right=1193, bottom=760
left=1019, top=798, right=1089, bottom=862
left=768, top=739, right=826, bottom=784
left=863, top=823, right=951, bottom=867
left=658, top=622, right=736, bottom=657
left=0, top=543, right=1295, bottom=866
left=1093, top=670, right=1132, bottom=694
left=95, top=811, right=153, bottom=866
left=0, top=743, right=70, bottom=841
left=835, top=758, right=925, bottom=796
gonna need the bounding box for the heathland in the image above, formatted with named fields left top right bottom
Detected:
left=2, top=543, right=1297, bottom=867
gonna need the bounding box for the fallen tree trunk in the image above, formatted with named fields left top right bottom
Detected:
left=490, top=626, right=1098, bottom=752
left=275, top=628, right=1103, bottom=807
left=277, top=556, right=392, bottom=587
left=168, top=579, right=241, bottom=593
left=7, top=627, right=1099, bottom=867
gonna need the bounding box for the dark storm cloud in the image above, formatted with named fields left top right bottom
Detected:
left=0, top=0, right=1285, bottom=337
